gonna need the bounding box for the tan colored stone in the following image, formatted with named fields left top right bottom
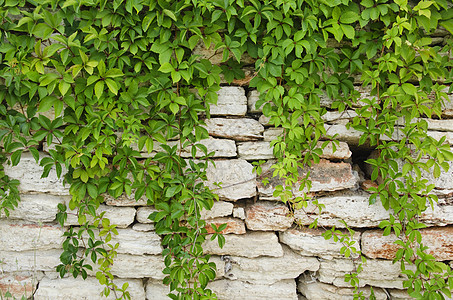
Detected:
left=208, top=279, right=298, bottom=300
left=237, top=141, right=274, bottom=160
left=0, top=271, right=44, bottom=299
left=388, top=289, right=412, bottom=300
left=206, top=159, right=256, bottom=201
left=0, top=221, right=64, bottom=251
left=0, top=250, right=61, bottom=272
left=210, top=87, right=247, bottom=116
left=318, top=141, right=352, bottom=160
left=65, top=204, right=135, bottom=228
left=263, top=128, right=284, bottom=141
left=1, top=194, right=66, bottom=223
left=136, top=206, right=158, bottom=223
left=247, top=90, right=262, bottom=113
left=132, top=223, right=154, bottom=231
left=205, top=217, right=246, bottom=234
left=279, top=228, right=361, bottom=259
left=145, top=279, right=172, bottom=299
left=202, top=231, right=283, bottom=258
left=245, top=201, right=293, bottom=231
left=109, top=228, right=162, bottom=255
left=200, top=201, right=234, bottom=220
left=324, top=124, right=363, bottom=146
left=233, top=207, right=245, bottom=219
left=205, top=118, right=264, bottom=141
left=109, top=254, right=165, bottom=279
left=322, top=110, right=358, bottom=123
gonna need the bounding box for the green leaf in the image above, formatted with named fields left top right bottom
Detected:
left=402, top=83, right=417, bottom=95
left=163, top=9, right=177, bottom=21
left=440, top=19, right=453, bottom=35
left=105, top=78, right=118, bottom=95
left=340, top=11, right=359, bottom=24
left=159, top=62, right=174, bottom=73
left=95, top=81, right=104, bottom=99
left=37, top=96, right=57, bottom=113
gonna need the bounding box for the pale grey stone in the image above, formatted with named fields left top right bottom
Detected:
left=104, top=194, right=147, bottom=206
left=318, top=141, right=352, bottom=160
left=233, top=207, right=245, bottom=219
left=322, top=110, right=358, bottom=123
left=34, top=276, right=145, bottom=300
left=1, top=194, right=66, bottom=223
left=109, top=228, right=162, bottom=255
left=298, top=275, right=388, bottom=300
left=324, top=124, right=363, bottom=145
left=220, top=246, right=319, bottom=283
left=205, top=118, right=264, bottom=141
left=4, top=152, right=69, bottom=195
left=210, top=87, right=247, bottom=116
left=427, top=130, right=453, bottom=145
left=148, top=138, right=237, bottom=158
left=0, top=271, right=44, bottom=299
left=263, top=128, right=284, bottom=141
left=247, top=90, right=263, bottom=113
left=0, top=250, right=61, bottom=272
left=202, top=231, right=283, bottom=258
left=388, top=289, right=412, bottom=300
left=109, top=254, right=165, bottom=279
left=201, top=201, right=234, bottom=219
left=65, top=204, right=136, bottom=228
left=0, top=220, right=64, bottom=251
left=136, top=207, right=158, bottom=223
left=132, top=223, right=155, bottom=231
left=145, top=279, right=172, bottom=300
left=259, top=115, right=271, bottom=126
left=208, top=279, right=298, bottom=300
left=245, top=201, right=293, bottom=231
left=279, top=229, right=361, bottom=259
left=206, top=159, right=256, bottom=201
left=237, top=141, right=274, bottom=160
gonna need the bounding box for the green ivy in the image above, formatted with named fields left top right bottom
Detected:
left=1, top=0, right=453, bottom=299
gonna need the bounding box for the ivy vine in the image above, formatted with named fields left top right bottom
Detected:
left=1, top=0, right=453, bottom=299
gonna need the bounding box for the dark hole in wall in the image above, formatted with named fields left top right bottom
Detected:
left=350, top=146, right=374, bottom=180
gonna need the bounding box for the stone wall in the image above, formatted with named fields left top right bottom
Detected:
left=1, top=86, right=453, bottom=299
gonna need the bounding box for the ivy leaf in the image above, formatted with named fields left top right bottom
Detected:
left=95, top=81, right=104, bottom=99
left=340, top=11, right=359, bottom=24
left=105, top=79, right=118, bottom=95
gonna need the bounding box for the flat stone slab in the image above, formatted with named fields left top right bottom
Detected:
left=205, top=118, right=264, bottom=141
left=1, top=194, right=66, bottom=223
left=201, top=201, right=234, bottom=219
left=210, top=87, right=247, bottom=116
left=245, top=201, right=293, bottom=231
left=205, top=217, right=246, bottom=234
left=65, top=204, right=136, bottom=228
left=238, top=141, right=274, bottom=160
left=208, top=279, right=298, bottom=300
left=0, top=250, right=61, bottom=272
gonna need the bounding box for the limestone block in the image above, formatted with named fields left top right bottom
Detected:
left=0, top=250, right=61, bottom=272
left=424, top=119, right=453, bottom=132
left=324, top=124, right=363, bottom=146
left=136, top=206, right=158, bottom=223
left=245, top=201, right=293, bottom=231
left=145, top=279, right=172, bottom=299
left=1, top=194, right=66, bottom=223
left=205, top=118, right=264, bottom=141
left=65, top=204, right=135, bottom=228
left=104, top=194, right=147, bottom=206
left=205, top=217, right=246, bottom=234
left=298, top=276, right=388, bottom=300
left=322, top=110, right=358, bottom=123
left=318, top=141, right=352, bottom=160
left=247, top=90, right=262, bottom=113
left=294, top=192, right=390, bottom=228
left=237, top=141, right=274, bottom=160
left=109, top=228, right=162, bottom=255
left=205, top=159, right=256, bottom=201
left=427, top=130, right=453, bottom=145
left=420, top=203, right=453, bottom=226
left=233, top=207, right=245, bottom=219
left=4, top=152, right=69, bottom=195
left=210, top=87, right=247, bottom=116
left=109, top=254, right=165, bottom=279
left=208, top=279, right=298, bottom=300
left=263, top=128, right=284, bottom=141
left=221, top=246, right=319, bottom=284
left=0, top=221, right=64, bottom=251
left=202, top=231, right=283, bottom=258
left=0, top=271, right=44, bottom=300
left=318, top=258, right=413, bottom=289
left=132, top=223, right=154, bottom=231
left=200, top=201, right=234, bottom=219
left=279, top=228, right=361, bottom=259
left=258, top=160, right=357, bottom=200
left=34, top=276, right=145, bottom=300
left=362, top=227, right=453, bottom=261
left=442, top=91, right=453, bottom=118
left=388, top=289, right=413, bottom=300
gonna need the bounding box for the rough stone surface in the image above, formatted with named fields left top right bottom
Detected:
left=202, top=231, right=283, bottom=258
left=210, top=87, right=248, bottom=116
left=318, top=258, right=413, bottom=289
left=318, top=141, right=352, bottom=160
left=200, top=201, right=234, bottom=219
left=298, top=276, right=388, bottom=300
left=220, top=246, right=319, bottom=283
left=1, top=194, right=66, bottom=223
left=108, top=254, right=165, bottom=279
left=132, top=223, right=155, bottom=231
left=263, top=128, right=284, bottom=141
left=205, top=118, right=264, bottom=141
left=294, top=192, right=390, bottom=228
left=0, top=271, right=44, bottom=299
left=324, top=124, right=363, bottom=146
left=427, top=130, right=453, bottom=145
left=233, top=207, right=245, bottom=219
left=0, top=221, right=64, bottom=251
left=280, top=228, right=361, bottom=259
left=362, top=227, right=453, bottom=261
left=136, top=206, right=158, bottom=223
left=65, top=204, right=136, bottom=228
left=0, top=250, right=61, bottom=272
left=247, top=90, right=262, bottom=113
left=237, top=141, right=274, bottom=160
left=108, top=228, right=162, bottom=255
left=208, top=279, right=298, bottom=300
left=322, top=110, right=358, bottom=123
left=205, top=217, right=246, bottom=234
left=104, top=194, right=147, bottom=206
left=205, top=159, right=256, bottom=201
left=388, top=289, right=413, bottom=300
left=245, top=201, right=293, bottom=231
left=34, top=276, right=145, bottom=300
left=258, top=160, right=357, bottom=200
left=145, top=279, right=172, bottom=299
left=4, top=152, right=69, bottom=195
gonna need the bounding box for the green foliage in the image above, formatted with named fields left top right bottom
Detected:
left=1, top=0, right=453, bottom=299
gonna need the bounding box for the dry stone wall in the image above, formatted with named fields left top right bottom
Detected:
left=1, top=86, right=453, bottom=300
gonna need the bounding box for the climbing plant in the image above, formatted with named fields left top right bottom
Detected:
left=1, top=0, right=453, bottom=299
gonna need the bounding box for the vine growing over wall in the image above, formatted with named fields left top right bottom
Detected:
left=0, top=0, right=453, bottom=299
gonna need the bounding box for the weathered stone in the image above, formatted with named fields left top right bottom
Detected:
left=65, top=204, right=135, bottom=228
left=0, top=271, right=44, bottom=299
left=136, top=206, right=158, bottom=223
left=423, top=119, right=453, bottom=132
left=245, top=201, right=293, bottom=231
left=247, top=90, right=263, bottom=113
left=318, top=141, right=352, bottom=160
left=4, top=152, right=69, bottom=195
left=104, top=194, right=147, bottom=206
left=206, top=159, right=256, bottom=201
left=0, top=250, right=61, bottom=272
left=280, top=228, right=361, bottom=259
left=205, top=118, right=264, bottom=141
left=34, top=276, right=145, bottom=300
left=145, top=279, right=172, bottom=299
left=362, top=227, right=453, bottom=261
left=132, top=223, right=155, bottom=232
left=263, top=128, right=284, bottom=141
left=298, top=276, right=388, bottom=300
left=237, top=141, right=274, bottom=160
left=0, top=221, right=64, bottom=251
left=208, top=279, right=298, bottom=300
left=258, top=160, right=357, bottom=200
left=205, top=217, right=246, bottom=234
left=109, top=228, right=162, bottom=255
left=388, top=289, right=412, bottom=300
left=294, top=193, right=389, bottom=228
left=109, top=254, right=165, bottom=279
left=202, top=231, right=283, bottom=258
left=1, top=194, right=66, bottom=222
left=233, top=207, right=245, bottom=219
left=324, top=124, right=363, bottom=146
left=427, top=130, right=453, bottom=145
left=318, top=258, right=413, bottom=289
left=220, top=246, right=319, bottom=283
left=442, top=90, right=453, bottom=118
left=201, top=201, right=234, bottom=219
left=420, top=203, right=453, bottom=226
left=322, top=110, right=358, bottom=123
left=210, top=87, right=248, bottom=116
